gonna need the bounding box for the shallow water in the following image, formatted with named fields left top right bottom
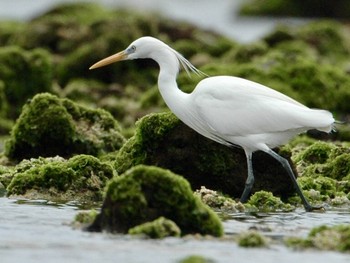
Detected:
left=1, top=197, right=349, bottom=263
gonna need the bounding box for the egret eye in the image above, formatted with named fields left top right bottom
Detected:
left=130, top=45, right=136, bottom=52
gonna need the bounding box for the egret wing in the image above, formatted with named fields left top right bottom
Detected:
left=191, top=76, right=332, bottom=137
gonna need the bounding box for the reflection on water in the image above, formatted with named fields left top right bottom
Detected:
left=1, top=197, right=349, bottom=263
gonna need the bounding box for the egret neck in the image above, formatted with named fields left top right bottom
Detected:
left=155, top=49, right=190, bottom=121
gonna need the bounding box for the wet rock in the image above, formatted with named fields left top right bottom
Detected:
left=88, top=165, right=223, bottom=237
left=128, top=217, right=181, bottom=239
left=6, top=154, right=114, bottom=202
left=5, top=93, right=125, bottom=161
left=114, top=112, right=296, bottom=200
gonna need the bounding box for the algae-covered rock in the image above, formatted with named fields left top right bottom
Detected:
left=73, top=209, right=99, bottom=228
left=62, top=79, right=141, bottom=134
left=285, top=139, right=350, bottom=205
left=0, top=46, right=53, bottom=118
left=128, top=216, right=181, bottom=239
left=0, top=80, right=13, bottom=134
left=247, top=191, right=294, bottom=212
left=178, top=255, right=215, bottom=263
left=0, top=164, right=12, bottom=191
left=6, top=154, right=114, bottom=202
left=88, top=165, right=223, bottom=237
left=286, top=224, right=350, bottom=252
left=238, top=230, right=268, bottom=248
left=114, top=112, right=295, bottom=199
left=5, top=93, right=125, bottom=161
left=294, top=141, right=336, bottom=164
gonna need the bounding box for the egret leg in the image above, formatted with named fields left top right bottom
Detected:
left=240, top=152, right=254, bottom=203
left=265, top=149, right=319, bottom=212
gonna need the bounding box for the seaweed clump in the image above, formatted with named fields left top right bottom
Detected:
left=88, top=165, right=223, bottom=237
left=6, top=154, right=114, bottom=202
left=5, top=93, right=125, bottom=161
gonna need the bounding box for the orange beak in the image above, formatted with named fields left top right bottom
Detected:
left=89, top=51, right=127, bottom=70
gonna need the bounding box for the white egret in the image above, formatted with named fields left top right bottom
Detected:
left=90, top=36, right=335, bottom=211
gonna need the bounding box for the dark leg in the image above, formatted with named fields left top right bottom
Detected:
left=265, top=149, right=321, bottom=212
left=240, top=152, right=254, bottom=203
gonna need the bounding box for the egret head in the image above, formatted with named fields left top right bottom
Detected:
left=89, top=36, right=206, bottom=77
left=89, top=36, right=165, bottom=70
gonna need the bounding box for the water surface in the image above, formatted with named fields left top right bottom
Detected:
left=1, top=197, right=349, bottom=263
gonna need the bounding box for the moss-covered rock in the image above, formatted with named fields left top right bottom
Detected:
left=294, top=141, right=336, bottom=164
left=113, top=112, right=296, bottom=199
left=0, top=46, right=53, bottom=118
left=5, top=93, right=125, bottom=161
left=73, top=209, right=99, bottom=228
left=247, top=191, right=294, bottom=212
left=128, top=216, right=181, bottom=239
left=88, top=165, right=223, bottom=237
left=178, top=255, right=214, bottom=263
left=62, top=79, right=142, bottom=135
left=6, top=154, right=114, bottom=202
left=284, top=138, right=350, bottom=206
left=0, top=164, right=12, bottom=190
left=285, top=224, right=350, bottom=252
left=238, top=230, right=268, bottom=248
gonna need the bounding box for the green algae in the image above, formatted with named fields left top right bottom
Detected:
left=0, top=46, right=53, bottom=119
left=0, top=164, right=13, bottom=189
left=6, top=154, right=114, bottom=202
left=294, top=141, right=336, bottom=164
left=178, top=255, right=215, bottom=263
left=286, top=224, right=350, bottom=252
left=5, top=93, right=125, bottom=161
left=73, top=209, right=99, bottom=228
left=247, top=191, right=294, bottom=212
left=238, top=230, right=268, bottom=248
left=283, top=138, right=350, bottom=206
left=128, top=216, right=181, bottom=239
left=88, top=165, right=223, bottom=237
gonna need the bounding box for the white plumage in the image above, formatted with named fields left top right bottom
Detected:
left=90, top=36, right=334, bottom=211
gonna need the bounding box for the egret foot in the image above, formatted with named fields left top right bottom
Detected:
left=304, top=203, right=325, bottom=212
